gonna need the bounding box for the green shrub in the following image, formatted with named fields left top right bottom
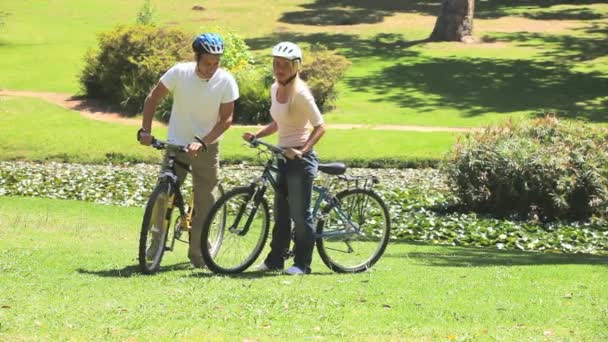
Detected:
left=80, top=25, right=254, bottom=122
left=80, top=25, right=191, bottom=115
left=136, top=0, right=155, bottom=25
left=443, top=117, right=608, bottom=221
left=300, top=47, right=351, bottom=112
left=233, top=66, right=272, bottom=124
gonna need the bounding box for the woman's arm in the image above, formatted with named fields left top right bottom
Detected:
left=243, top=121, right=278, bottom=141
left=301, top=123, right=325, bottom=153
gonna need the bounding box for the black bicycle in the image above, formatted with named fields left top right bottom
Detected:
left=138, top=138, right=224, bottom=274
left=199, top=138, right=390, bottom=274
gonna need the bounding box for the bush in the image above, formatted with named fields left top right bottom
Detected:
left=233, top=66, right=272, bottom=124
left=443, top=117, right=608, bottom=221
left=233, top=46, right=351, bottom=124
left=80, top=25, right=254, bottom=122
left=300, top=47, right=351, bottom=112
left=80, top=25, right=191, bottom=116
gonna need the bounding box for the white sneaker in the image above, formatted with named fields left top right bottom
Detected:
left=284, top=266, right=305, bottom=275
left=253, top=262, right=276, bottom=272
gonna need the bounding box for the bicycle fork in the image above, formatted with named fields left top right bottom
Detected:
left=230, top=185, right=266, bottom=236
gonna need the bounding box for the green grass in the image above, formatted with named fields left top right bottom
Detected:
left=1, top=1, right=606, bottom=126
left=1, top=196, right=607, bottom=340
left=0, top=96, right=457, bottom=166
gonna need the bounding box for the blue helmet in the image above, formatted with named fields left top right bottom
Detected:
left=192, top=33, right=224, bottom=55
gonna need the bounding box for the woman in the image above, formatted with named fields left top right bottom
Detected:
left=243, top=42, right=325, bottom=275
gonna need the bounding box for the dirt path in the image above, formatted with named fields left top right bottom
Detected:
left=0, top=89, right=476, bottom=132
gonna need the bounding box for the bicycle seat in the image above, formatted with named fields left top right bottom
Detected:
left=318, top=163, right=347, bottom=175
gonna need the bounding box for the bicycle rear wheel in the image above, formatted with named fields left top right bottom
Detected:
left=139, top=183, right=174, bottom=274
left=316, top=188, right=390, bottom=273
left=201, top=186, right=270, bottom=274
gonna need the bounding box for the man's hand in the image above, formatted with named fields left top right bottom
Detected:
left=137, top=129, right=153, bottom=146
left=187, top=142, right=204, bottom=158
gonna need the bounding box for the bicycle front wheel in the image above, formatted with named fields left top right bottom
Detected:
left=139, top=183, right=173, bottom=274
left=316, top=188, right=390, bottom=273
left=201, top=186, right=270, bottom=274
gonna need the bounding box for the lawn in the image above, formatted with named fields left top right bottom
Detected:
left=0, top=96, right=457, bottom=166
left=1, top=0, right=606, bottom=127
left=0, top=196, right=607, bottom=340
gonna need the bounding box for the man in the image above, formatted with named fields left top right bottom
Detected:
left=137, top=33, right=239, bottom=268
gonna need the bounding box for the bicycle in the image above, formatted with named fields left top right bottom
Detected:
left=199, top=138, right=391, bottom=274
left=138, top=138, right=224, bottom=274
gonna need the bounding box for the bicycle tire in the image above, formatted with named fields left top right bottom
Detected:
left=139, top=183, right=174, bottom=274
left=316, top=188, right=390, bottom=273
left=201, top=186, right=270, bottom=274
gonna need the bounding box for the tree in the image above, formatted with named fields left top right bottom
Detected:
left=430, top=0, right=475, bottom=42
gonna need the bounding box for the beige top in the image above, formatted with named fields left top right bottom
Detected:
left=270, top=82, right=324, bottom=148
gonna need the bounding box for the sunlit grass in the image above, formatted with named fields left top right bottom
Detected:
left=0, top=196, right=607, bottom=340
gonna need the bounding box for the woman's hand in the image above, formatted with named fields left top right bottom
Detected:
left=242, top=132, right=256, bottom=142
left=284, top=147, right=303, bottom=160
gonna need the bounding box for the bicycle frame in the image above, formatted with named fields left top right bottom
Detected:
left=242, top=139, right=364, bottom=240
left=152, top=140, right=193, bottom=250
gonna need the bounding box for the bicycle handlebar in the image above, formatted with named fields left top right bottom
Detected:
left=248, top=138, right=285, bottom=155
left=150, top=138, right=188, bottom=152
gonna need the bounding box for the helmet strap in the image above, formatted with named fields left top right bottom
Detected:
left=279, top=73, right=297, bottom=86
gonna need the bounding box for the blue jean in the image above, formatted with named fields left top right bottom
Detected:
left=264, top=151, right=318, bottom=272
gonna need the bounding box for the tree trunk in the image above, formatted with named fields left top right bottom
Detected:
left=430, top=0, right=475, bottom=42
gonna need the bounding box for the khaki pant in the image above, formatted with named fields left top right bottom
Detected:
left=161, top=143, right=219, bottom=268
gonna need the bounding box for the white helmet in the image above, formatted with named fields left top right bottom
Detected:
left=271, top=42, right=302, bottom=62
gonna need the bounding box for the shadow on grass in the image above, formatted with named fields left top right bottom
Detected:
left=483, top=22, right=608, bottom=62
left=185, top=269, right=336, bottom=279
left=347, top=57, right=608, bottom=121
left=246, top=32, right=425, bottom=59
left=77, top=264, right=337, bottom=278
left=76, top=262, right=193, bottom=278
left=385, top=242, right=608, bottom=267
left=276, top=0, right=604, bottom=25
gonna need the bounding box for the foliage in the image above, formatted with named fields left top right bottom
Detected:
left=79, top=24, right=255, bottom=122
left=300, top=46, right=351, bottom=112
left=207, top=27, right=254, bottom=72
left=79, top=25, right=191, bottom=116
left=443, top=117, right=608, bottom=221
left=2, top=161, right=607, bottom=255
left=232, top=66, right=272, bottom=124
left=135, top=0, right=156, bottom=25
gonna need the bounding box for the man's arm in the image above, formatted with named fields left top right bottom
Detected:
left=139, top=82, right=169, bottom=145
left=199, top=101, right=235, bottom=146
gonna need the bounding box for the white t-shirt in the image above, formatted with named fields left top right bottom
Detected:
left=160, top=62, right=239, bottom=145
left=270, top=82, right=324, bottom=148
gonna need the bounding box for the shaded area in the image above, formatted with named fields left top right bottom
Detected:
left=483, top=22, right=608, bottom=62
left=386, top=244, right=608, bottom=267
left=277, top=0, right=606, bottom=26
left=346, top=57, right=608, bottom=121
left=524, top=7, right=604, bottom=20
left=246, top=32, right=425, bottom=59
left=279, top=9, right=389, bottom=26
left=77, top=263, right=192, bottom=278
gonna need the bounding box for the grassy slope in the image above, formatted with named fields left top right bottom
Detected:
left=1, top=1, right=606, bottom=127
left=0, top=196, right=607, bottom=340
